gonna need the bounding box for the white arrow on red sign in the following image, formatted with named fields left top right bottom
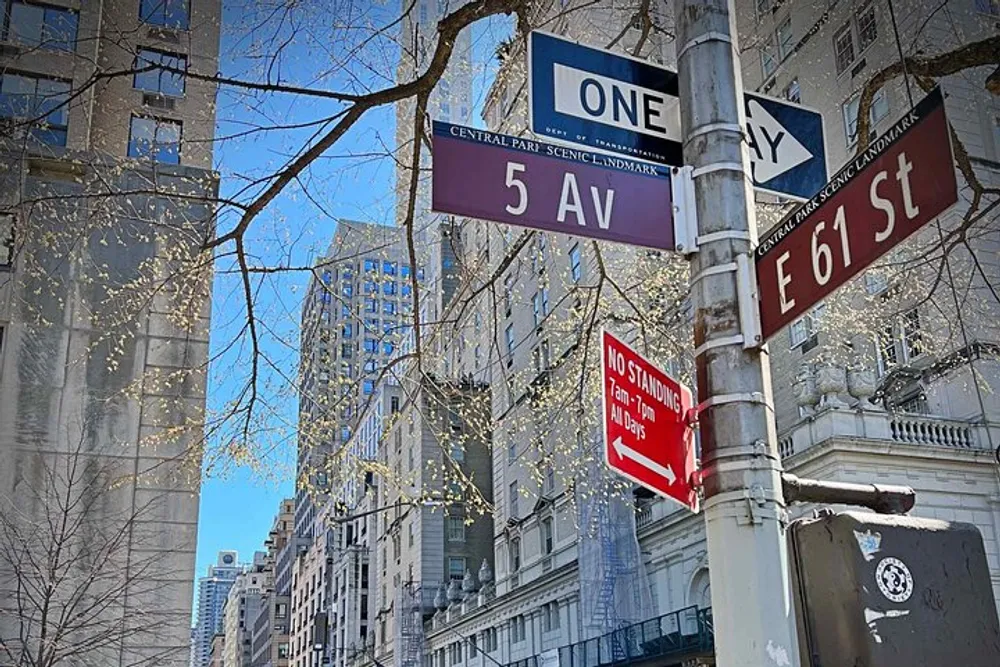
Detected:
left=601, top=329, right=698, bottom=512
left=611, top=435, right=676, bottom=485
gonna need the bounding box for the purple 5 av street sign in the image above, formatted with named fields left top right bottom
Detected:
left=431, top=121, right=676, bottom=251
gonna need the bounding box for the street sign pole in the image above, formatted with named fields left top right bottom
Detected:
left=673, top=0, right=800, bottom=665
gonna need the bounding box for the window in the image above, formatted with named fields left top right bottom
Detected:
left=134, top=48, right=185, bottom=96
left=901, top=309, right=922, bottom=360
left=541, top=516, right=554, bottom=554
left=863, top=272, right=888, bottom=295
left=364, top=258, right=378, bottom=272
left=363, top=379, right=375, bottom=394
left=140, top=0, right=189, bottom=30
left=504, top=325, right=515, bottom=364
left=383, top=260, right=397, bottom=276
left=1, top=213, right=14, bottom=268
left=569, top=244, right=582, bottom=281
left=364, top=339, right=377, bottom=353
left=789, top=304, right=824, bottom=348
left=483, top=628, right=498, bottom=652
left=383, top=341, right=394, bottom=355
left=856, top=1, right=878, bottom=51
left=365, top=297, right=378, bottom=313
left=364, top=280, right=377, bottom=294
left=507, top=437, right=516, bottom=463
left=4, top=1, right=77, bottom=51
left=447, top=516, right=465, bottom=541
left=977, top=0, right=1000, bottom=13
left=449, top=643, right=462, bottom=666
left=503, top=274, right=513, bottom=317
left=383, top=282, right=397, bottom=296
left=783, top=78, right=801, bottom=104
left=833, top=23, right=855, bottom=74
left=541, top=288, right=549, bottom=317
left=756, top=0, right=771, bottom=17
left=364, top=359, right=378, bottom=373
left=342, top=323, right=353, bottom=339
left=448, top=557, right=466, bottom=581
left=401, top=283, right=412, bottom=297
left=509, top=481, right=519, bottom=519
left=383, top=301, right=396, bottom=315
left=401, top=264, right=412, bottom=279
left=342, top=282, right=353, bottom=297
left=342, top=304, right=352, bottom=318
left=843, top=88, right=888, bottom=146
left=391, top=395, right=400, bottom=413
left=542, top=460, right=555, bottom=494
left=541, top=601, right=560, bottom=632
left=0, top=73, right=70, bottom=146
left=776, top=16, right=794, bottom=59
left=511, top=615, right=526, bottom=643
left=341, top=342, right=353, bottom=359
left=834, top=4, right=877, bottom=74
left=128, top=116, right=181, bottom=163
left=761, top=37, right=777, bottom=78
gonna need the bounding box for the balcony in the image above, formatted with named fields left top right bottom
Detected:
left=506, top=607, right=713, bottom=667
left=778, top=406, right=998, bottom=460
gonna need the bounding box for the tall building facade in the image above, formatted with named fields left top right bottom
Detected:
left=346, top=3, right=1000, bottom=667
left=224, top=553, right=273, bottom=667
left=192, top=551, right=245, bottom=667
left=249, top=498, right=295, bottom=667
left=295, top=220, right=419, bottom=539
left=0, top=1, right=221, bottom=665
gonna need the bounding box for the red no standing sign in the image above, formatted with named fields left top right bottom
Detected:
left=601, top=330, right=698, bottom=512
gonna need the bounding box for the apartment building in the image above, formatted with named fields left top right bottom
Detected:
left=192, top=551, right=245, bottom=667
left=289, top=511, right=332, bottom=667
left=0, top=1, right=221, bottom=665
left=224, top=553, right=273, bottom=667
left=353, top=3, right=1000, bottom=667
left=296, top=220, right=421, bottom=539
left=738, top=0, right=1000, bottom=604
left=249, top=498, right=295, bottom=667
left=372, top=375, right=494, bottom=667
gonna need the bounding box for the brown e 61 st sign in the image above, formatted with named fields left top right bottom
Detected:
left=755, top=88, right=958, bottom=340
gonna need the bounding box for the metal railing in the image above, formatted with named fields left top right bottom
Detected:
left=505, top=607, right=713, bottom=667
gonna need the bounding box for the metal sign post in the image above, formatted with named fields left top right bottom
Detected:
left=672, top=0, right=800, bottom=664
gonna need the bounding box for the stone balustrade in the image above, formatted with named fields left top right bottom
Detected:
left=777, top=406, right=996, bottom=459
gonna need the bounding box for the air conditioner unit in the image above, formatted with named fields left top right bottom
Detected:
left=143, top=93, right=176, bottom=110
left=147, top=27, right=181, bottom=43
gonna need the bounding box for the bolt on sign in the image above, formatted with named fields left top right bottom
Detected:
left=755, top=88, right=958, bottom=340
left=601, top=330, right=698, bottom=512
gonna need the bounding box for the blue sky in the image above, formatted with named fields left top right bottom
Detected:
left=191, top=2, right=509, bottom=618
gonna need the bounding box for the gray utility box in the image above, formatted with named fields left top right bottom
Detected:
left=789, top=510, right=1000, bottom=666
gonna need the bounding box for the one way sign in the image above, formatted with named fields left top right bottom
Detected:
left=529, top=32, right=828, bottom=201
left=744, top=92, right=827, bottom=201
